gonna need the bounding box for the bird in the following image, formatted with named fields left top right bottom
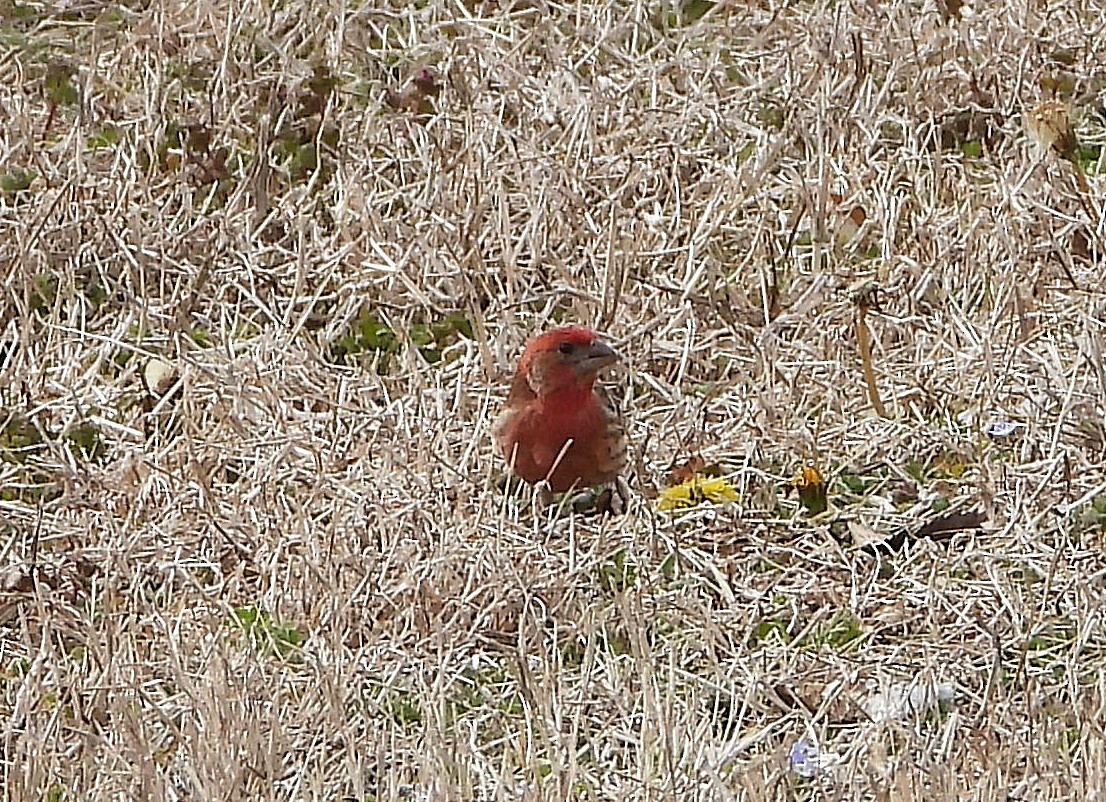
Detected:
left=384, top=66, right=442, bottom=121
left=493, top=326, right=626, bottom=495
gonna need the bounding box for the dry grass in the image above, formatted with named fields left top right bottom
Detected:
left=3, top=0, right=1106, bottom=799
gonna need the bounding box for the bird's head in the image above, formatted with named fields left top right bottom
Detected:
left=515, top=327, right=619, bottom=398
left=411, top=66, right=442, bottom=96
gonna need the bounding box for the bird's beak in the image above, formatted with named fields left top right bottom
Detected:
left=578, top=339, right=619, bottom=373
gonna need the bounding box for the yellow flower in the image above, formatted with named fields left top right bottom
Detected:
left=789, top=464, right=828, bottom=515
left=658, top=474, right=739, bottom=511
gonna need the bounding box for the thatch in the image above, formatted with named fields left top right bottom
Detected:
left=2, top=0, right=1106, bottom=798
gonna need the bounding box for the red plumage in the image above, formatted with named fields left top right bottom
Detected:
left=494, top=327, right=626, bottom=493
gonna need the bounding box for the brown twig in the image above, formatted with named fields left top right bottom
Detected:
left=852, top=281, right=888, bottom=418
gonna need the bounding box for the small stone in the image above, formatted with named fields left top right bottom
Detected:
left=143, top=358, right=178, bottom=398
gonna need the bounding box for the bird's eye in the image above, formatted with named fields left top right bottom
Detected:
left=558, top=342, right=575, bottom=355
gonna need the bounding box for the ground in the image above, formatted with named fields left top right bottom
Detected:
left=2, top=0, right=1106, bottom=799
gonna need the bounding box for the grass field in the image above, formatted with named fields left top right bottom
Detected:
left=3, top=0, right=1106, bottom=799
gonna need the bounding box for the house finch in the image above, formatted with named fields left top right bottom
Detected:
left=384, top=66, right=442, bottom=120
left=494, top=326, right=626, bottom=494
